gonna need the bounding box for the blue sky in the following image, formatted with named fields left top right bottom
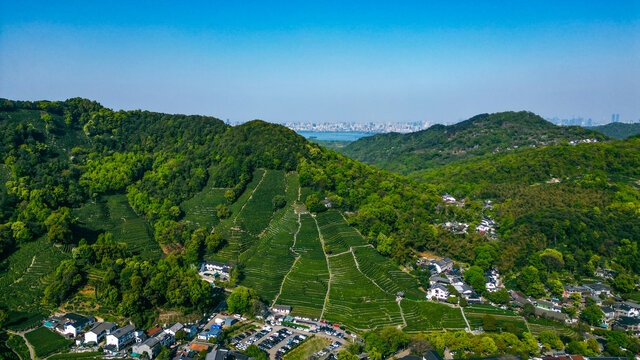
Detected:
left=1, top=1, right=639, bottom=124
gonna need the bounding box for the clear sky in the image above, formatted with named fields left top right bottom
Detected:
left=1, top=1, right=639, bottom=124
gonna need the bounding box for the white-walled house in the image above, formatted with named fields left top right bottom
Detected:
left=84, top=322, right=116, bottom=344
left=105, top=324, right=136, bottom=350
left=427, top=284, right=450, bottom=301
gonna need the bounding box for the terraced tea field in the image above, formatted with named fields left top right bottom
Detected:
left=401, top=300, right=466, bottom=331
left=181, top=167, right=229, bottom=230
left=0, top=237, right=71, bottom=328
left=73, top=194, right=162, bottom=259
left=353, top=246, right=425, bottom=299
left=315, top=210, right=368, bottom=254
left=275, top=214, right=329, bottom=318
left=236, top=170, right=286, bottom=235
left=239, top=206, right=298, bottom=300
left=323, top=252, right=404, bottom=330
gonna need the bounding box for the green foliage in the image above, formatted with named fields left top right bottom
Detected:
left=364, top=327, right=409, bottom=358
left=24, top=327, right=72, bottom=357
left=227, top=286, right=260, bottom=315
left=613, top=273, right=636, bottom=294
left=580, top=304, right=604, bottom=325
left=342, top=111, right=608, bottom=174
left=517, top=266, right=546, bottom=298
left=243, top=345, right=268, bottom=360
left=588, top=122, right=640, bottom=139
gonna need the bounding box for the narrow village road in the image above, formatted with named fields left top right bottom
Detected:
left=7, top=330, right=35, bottom=360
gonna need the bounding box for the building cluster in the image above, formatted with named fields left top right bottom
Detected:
left=421, top=257, right=503, bottom=305
left=42, top=313, right=198, bottom=359
left=199, top=261, right=233, bottom=284
left=283, top=120, right=432, bottom=134
left=511, top=283, right=640, bottom=333
left=568, top=138, right=599, bottom=146
left=439, top=195, right=497, bottom=240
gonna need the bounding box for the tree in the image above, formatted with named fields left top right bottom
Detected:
left=0, top=309, right=7, bottom=328
left=547, top=279, right=564, bottom=297
left=540, top=248, right=564, bottom=272
left=538, top=330, right=563, bottom=350
left=518, top=266, right=546, bottom=298
left=522, top=303, right=536, bottom=318
left=337, top=350, right=359, bottom=360
left=227, top=287, right=259, bottom=314
left=272, top=195, right=286, bottom=210
left=175, top=330, right=187, bottom=341
left=613, top=274, right=635, bottom=294
left=580, top=304, right=604, bottom=325
left=485, top=288, right=510, bottom=304
left=464, top=265, right=487, bottom=293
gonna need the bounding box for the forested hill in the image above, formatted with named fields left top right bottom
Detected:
left=586, top=122, right=640, bottom=139
left=341, top=111, right=610, bottom=174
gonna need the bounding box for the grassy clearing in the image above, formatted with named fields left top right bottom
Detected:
left=236, top=170, right=286, bottom=235
left=239, top=207, right=298, bottom=301
left=25, top=327, right=72, bottom=358
left=316, top=211, right=367, bottom=254
left=72, top=194, right=162, bottom=259
left=284, top=336, right=331, bottom=360
left=324, top=252, right=404, bottom=330
left=276, top=214, right=328, bottom=318
left=353, top=246, right=424, bottom=299
left=401, top=300, right=466, bottom=331
left=0, top=236, right=70, bottom=327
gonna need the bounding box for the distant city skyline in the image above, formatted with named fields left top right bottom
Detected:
left=1, top=1, right=639, bottom=124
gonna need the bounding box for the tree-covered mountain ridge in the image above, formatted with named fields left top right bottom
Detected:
left=341, top=111, right=610, bottom=174
left=586, top=122, right=640, bottom=139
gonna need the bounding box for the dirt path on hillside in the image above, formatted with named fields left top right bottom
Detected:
left=314, top=215, right=332, bottom=320
left=7, top=330, right=35, bottom=360
left=233, top=169, right=267, bottom=224
left=272, top=213, right=303, bottom=306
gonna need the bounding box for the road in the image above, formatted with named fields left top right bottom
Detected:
left=7, top=330, right=35, bottom=360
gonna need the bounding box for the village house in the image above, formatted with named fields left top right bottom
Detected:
left=206, top=348, right=252, bottom=360
left=164, top=322, right=183, bottom=337
left=427, top=284, right=450, bottom=301
left=613, top=316, right=640, bottom=333
left=447, top=275, right=465, bottom=287
left=613, top=302, right=640, bottom=318
left=600, top=306, right=616, bottom=322
left=433, top=258, right=454, bottom=274
left=585, top=283, right=611, bottom=297
left=84, top=322, right=116, bottom=344
left=272, top=305, right=292, bottom=315
left=536, top=300, right=562, bottom=313
left=562, top=285, right=593, bottom=298
left=59, top=313, right=96, bottom=337
left=132, top=331, right=173, bottom=359
left=105, top=324, right=136, bottom=351
left=453, top=284, right=474, bottom=298
left=429, top=275, right=451, bottom=286
left=201, top=261, right=232, bottom=280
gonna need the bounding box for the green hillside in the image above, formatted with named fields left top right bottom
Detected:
left=587, top=122, right=640, bottom=139
left=0, top=98, right=638, bottom=333
left=341, top=111, right=609, bottom=174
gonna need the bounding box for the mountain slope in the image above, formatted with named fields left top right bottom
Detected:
left=341, top=111, right=610, bottom=174
left=586, top=122, right=640, bottom=139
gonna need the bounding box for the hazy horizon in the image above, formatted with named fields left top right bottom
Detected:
left=1, top=1, right=639, bottom=124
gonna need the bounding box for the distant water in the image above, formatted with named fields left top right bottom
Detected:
left=297, top=131, right=376, bottom=142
